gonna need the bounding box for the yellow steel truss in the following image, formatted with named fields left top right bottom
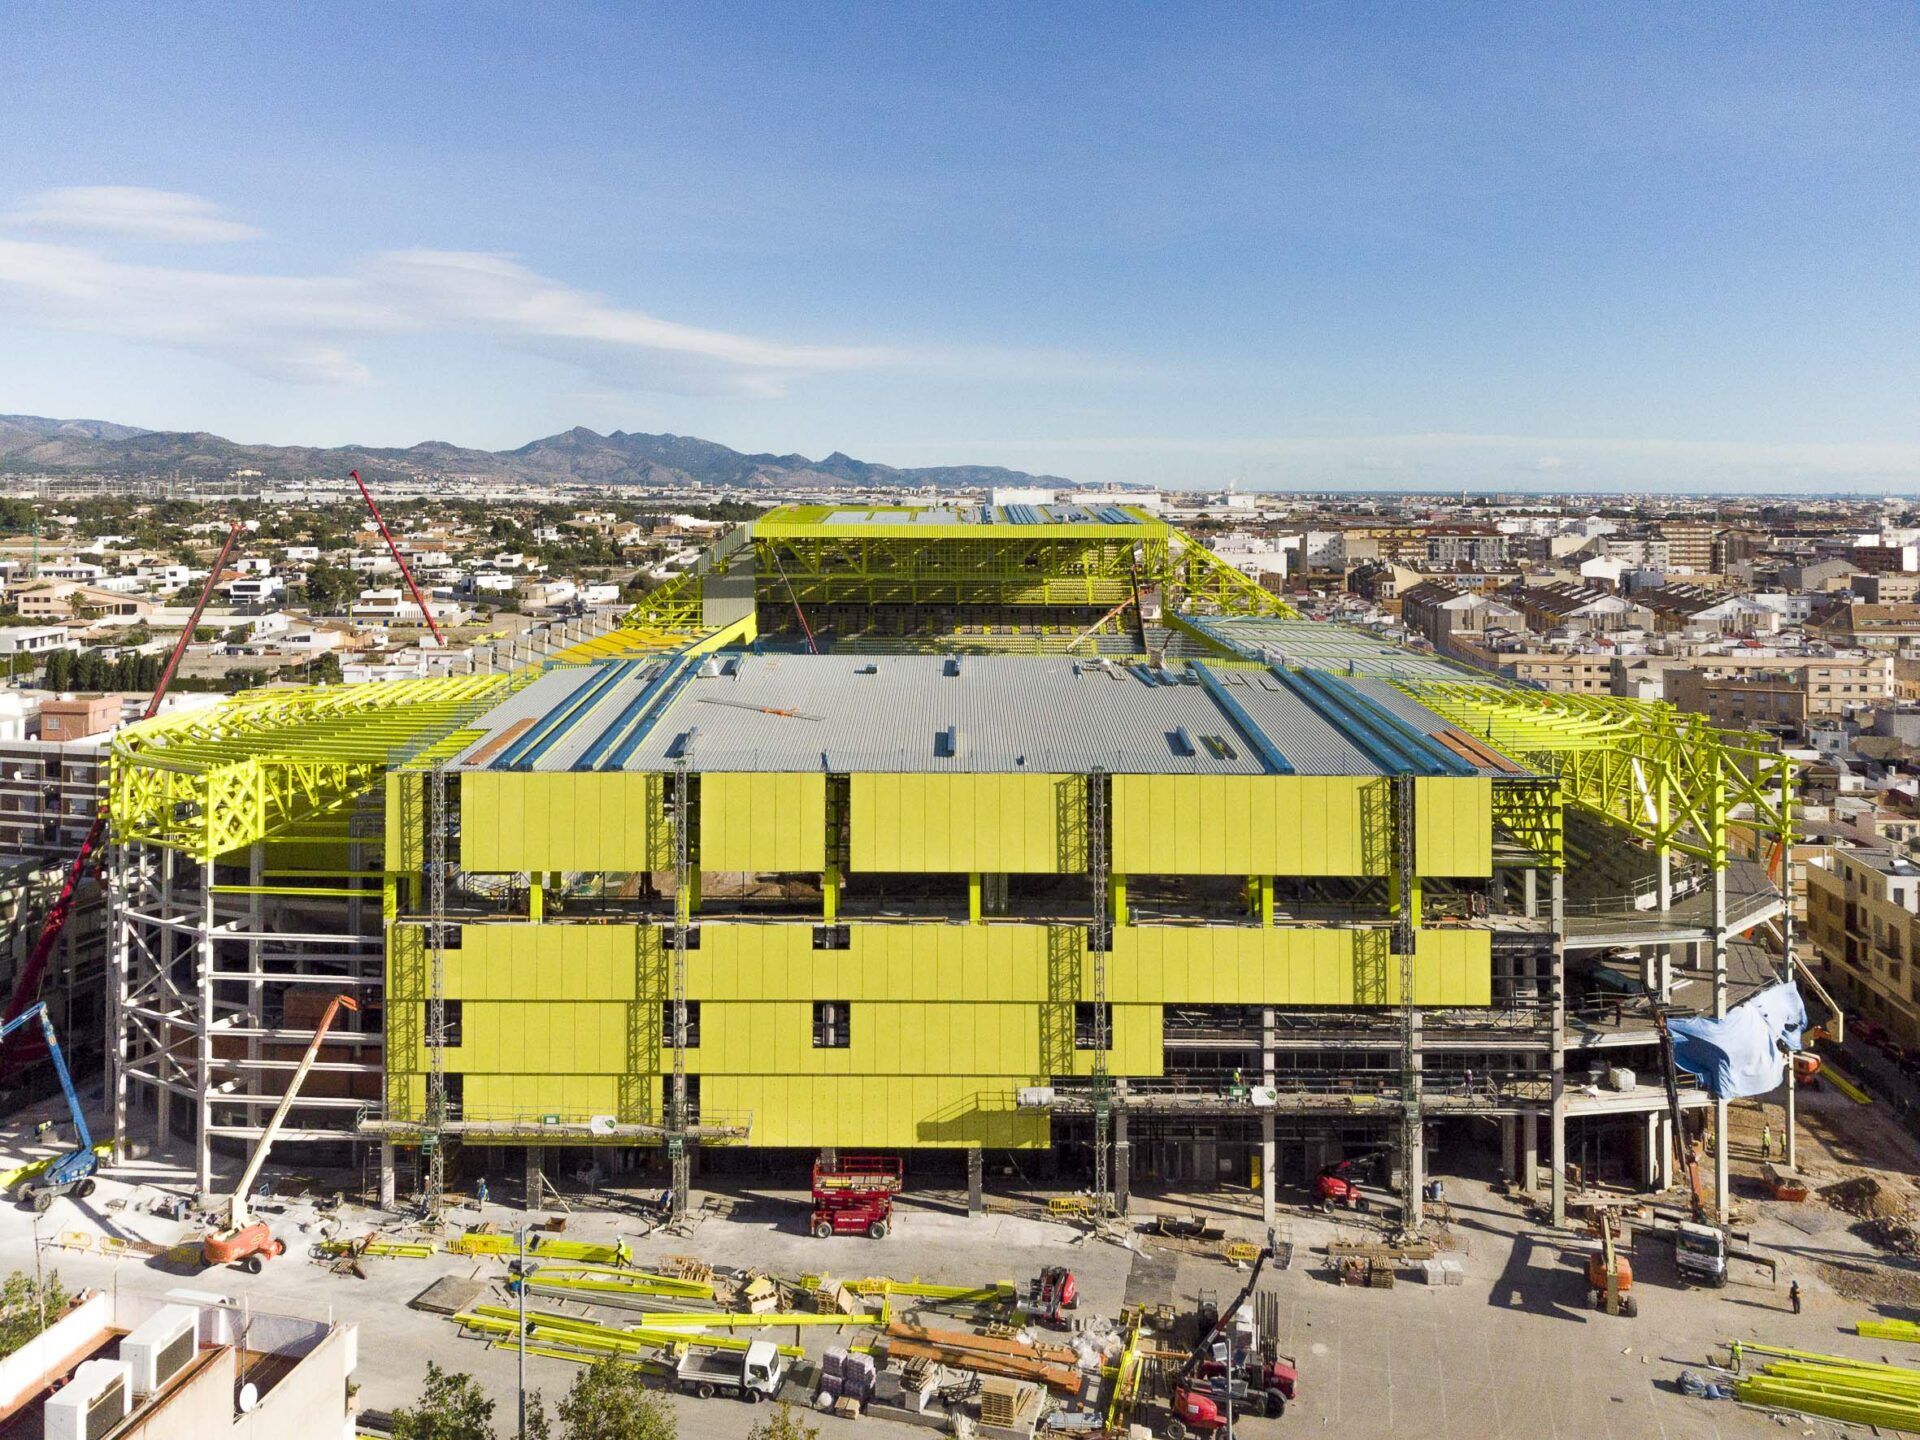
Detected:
left=1400, top=681, right=1792, bottom=865
left=109, top=673, right=525, bottom=860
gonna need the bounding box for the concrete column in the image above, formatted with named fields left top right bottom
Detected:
left=1406, top=1115, right=1425, bottom=1227
left=1261, top=1005, right=1276, bottom=1228
left=1785, top=1064, right=1798, bottom=1170
left=1112, top=1106, right=1131, bottom=1214
left=1521, top=1111, right=1538, bottom=1193
left=1499, top=1117, right=1516, bottom=1186
left=196, top=860, right=215, bottom=1198
left=1549, top=869, right=1567, bottom=1227
left=967, top=1147, right=983, bottom=1218
left=525, top=1146, right=545, bottom=1209
left=379, top=1145, right=397, bottom=1209
left=1523, top=868, right=1537, bottom=919
left=1712, top=864, right=1730, bottom=1224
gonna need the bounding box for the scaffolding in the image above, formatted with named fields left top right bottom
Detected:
left=668, top=755, right=694, bottom=1217
left=1088, top=769, right=1113, bottom=1216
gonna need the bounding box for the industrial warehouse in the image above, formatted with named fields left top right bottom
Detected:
left=103, top=503, right=1798, bottom=1238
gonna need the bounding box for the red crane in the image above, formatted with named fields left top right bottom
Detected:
left=0, top=520, right=246, bottom=1067
left=348, top=469, right=443, bottom=644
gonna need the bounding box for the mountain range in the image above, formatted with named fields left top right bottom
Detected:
left=0, top=414, right=1072, bottom=492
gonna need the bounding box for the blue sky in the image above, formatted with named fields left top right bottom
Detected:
left=0, top=2, right=1915, bottom=492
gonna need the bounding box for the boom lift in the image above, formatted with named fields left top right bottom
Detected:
left=1652, top=1009, right=1731, bottom=1286
left=1166, top=1247, right=1296, bottom=1437
left=202, top=994, right=358, bottom=1272
left=0, top=1003, right=98, bottom=1212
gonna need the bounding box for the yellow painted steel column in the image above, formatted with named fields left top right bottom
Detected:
left=529, top=877, right=544, bottom=922
left=823, top=863, right=841, bottom=923
left=1259, top=874, right=1274, bottom=927
left=968, top=872, right=983, bottom=925
left=1110, top=873, right=1128, bottom=927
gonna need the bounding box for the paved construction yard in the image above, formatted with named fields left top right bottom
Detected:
left=0, top=1085, right=1911, bottom=1439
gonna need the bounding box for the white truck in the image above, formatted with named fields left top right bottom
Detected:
left=1673, top=1221, right=1729, bottom=1287
left=672, top=1341, right=789, bottom=1402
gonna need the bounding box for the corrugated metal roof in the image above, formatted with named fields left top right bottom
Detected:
left=445, top=653, right=1533, bottom=778
left=1184, top=616, right=1479, bottom=681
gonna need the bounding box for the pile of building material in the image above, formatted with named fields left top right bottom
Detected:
left=1728, top=1340, right=1920, bottom=1429
left=883, top=1321, right=1084, bottom=1397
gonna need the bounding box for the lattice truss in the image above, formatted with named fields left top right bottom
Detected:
left=625, top=518, right=1297, bottom=627
left=1400, top=681, right=1793, bottom=866
left=109, top=673, right=518, bottom=862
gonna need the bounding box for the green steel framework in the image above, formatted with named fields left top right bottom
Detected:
left=1397, top=681, right=1794, bottom=867
left=627, top=509, right=1298, bottom=630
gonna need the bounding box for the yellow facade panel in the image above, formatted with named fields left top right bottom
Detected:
left=850, top=774, right=1085, bottom=873
left=1415, top=776, right=1493, bottom=877
left=701, top=772, right=827, bottom=873
left=460, top=771, right=667, bottom=873
left=1111, top=776, right=1374, bottom=876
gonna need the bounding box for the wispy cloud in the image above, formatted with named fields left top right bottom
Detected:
left=0, top=188, right=1116, bottom=399
left=5, top=186, right=265, bottom=243
left=0, top=207, right=894, bottom=393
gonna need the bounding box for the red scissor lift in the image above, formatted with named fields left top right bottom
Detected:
left=809, top=1155, right=902, bottom=1239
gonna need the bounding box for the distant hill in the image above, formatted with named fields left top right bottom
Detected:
left=0, top=414, right=1074, bottom=492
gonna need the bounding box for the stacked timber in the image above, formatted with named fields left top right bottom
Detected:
left=883, top=1321, right=1083, bottom=1396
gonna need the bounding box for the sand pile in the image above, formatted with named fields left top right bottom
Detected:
left=1821, top=1175, right=1911, bottom=1220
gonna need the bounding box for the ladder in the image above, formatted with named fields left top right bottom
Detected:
left=668, top=756, right=693, bottom=1217
left=423, top=761, right=450, bottom=1218
left=1089, top=769, right=1113, bottom=1216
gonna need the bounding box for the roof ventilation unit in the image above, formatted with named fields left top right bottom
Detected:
left=123, top=1303, right=200, bottom=1397
left=945, top=656, right=962, bottom=677
left=936, top=726, right=961, bottom=759
left=45, top=1359, right=131, bottom=1440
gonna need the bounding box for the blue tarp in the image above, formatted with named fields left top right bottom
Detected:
left=1667, top=981, right=1808, bottom=1099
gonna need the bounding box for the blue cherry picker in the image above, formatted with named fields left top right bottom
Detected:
left=0, top=1003, right=97, bottom=1212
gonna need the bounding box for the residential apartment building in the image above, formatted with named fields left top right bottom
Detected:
left=1665, top=669, right=1807, bottom=736
left=1808, top=848, right=1920, bottom=1046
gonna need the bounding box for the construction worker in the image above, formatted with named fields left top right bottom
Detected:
left=1761, top=1123, right=1773, bottom=1161
left=614, top=1236, right=632, bottom=1268
left=475, top=1176, right=489, bottom=1208
left=1790, top=1280, right=1802, bottom=1314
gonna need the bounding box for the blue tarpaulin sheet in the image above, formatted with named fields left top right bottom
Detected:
left=1667, top=981, right=1807, bottom=1099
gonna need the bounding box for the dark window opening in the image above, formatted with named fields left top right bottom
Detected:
left=813, top=1001, right=851, bottom=1049
left=427, top=999, right=462, bottom=1047
left=1075, top=1002, right=1113, bottom=1050
left=661, top=1000, right=702, bottom=1048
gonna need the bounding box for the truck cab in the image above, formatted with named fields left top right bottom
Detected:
left=1674, top=1221, right=1728, bottom=1287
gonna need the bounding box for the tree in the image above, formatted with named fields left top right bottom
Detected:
left=556, top=1359, right=676, bottom=1440
left=0, top=1268, right=68, bottom=1358
left=748, top=1404, right=820, bottom=1440
left=390, top=1362, right=497, bottom=1440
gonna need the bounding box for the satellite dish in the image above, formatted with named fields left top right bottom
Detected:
left=237, top=1382, right=259, bottom=1412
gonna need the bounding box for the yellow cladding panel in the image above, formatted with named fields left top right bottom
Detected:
left=1112, top=776, right=1375, bottom=876
left=1110, top=926, right=1490, bottom=1006
left=850, top=774, right=1086, bottom=873
left=1415, top=777, right=1493, bottom=877
left=459, top=772, right=667, bottom=872
left=701, top=773, right=826, bottom=872
left=696, top=922, right=1072, bottom=1001
left=701, top=1075, right=1048, bottom=1149
left=1409, top=928, right=1493, bottom=1006
left=384, top=772, right=424, bottom=870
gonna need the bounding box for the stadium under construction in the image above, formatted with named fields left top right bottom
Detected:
left=103, top=503, right=1798, bottom=1227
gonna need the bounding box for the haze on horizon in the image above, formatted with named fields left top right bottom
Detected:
left=0, top=3, right=1914, bottom=496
